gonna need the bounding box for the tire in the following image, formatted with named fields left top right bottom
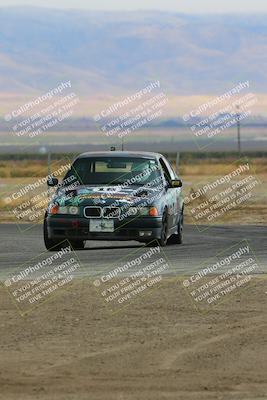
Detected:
left=157, top=211, right=169, bottom=247
left=44, top=218, right=59, bottom=251
left=69, top=240, right=86, bottom=250
left=168, top=209, right=184, bottom=245
left=146, top=211, right=169, bottom=247
left=43, top=218, right=69, bottom=252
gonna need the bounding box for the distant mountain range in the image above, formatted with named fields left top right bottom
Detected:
left=0, top=7, right=267, bottom=96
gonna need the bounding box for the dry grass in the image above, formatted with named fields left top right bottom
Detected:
left=0, top=160, right=48, bottom=178
left=0, top=158, right=266, bottom=224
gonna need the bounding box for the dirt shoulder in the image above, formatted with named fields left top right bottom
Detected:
left=0, top=277, right=267, bottom=400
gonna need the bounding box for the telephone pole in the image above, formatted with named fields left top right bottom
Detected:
left=236, top=105, right=241, bottom=155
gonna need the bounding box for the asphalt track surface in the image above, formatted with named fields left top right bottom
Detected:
left=0, top=223, right=266, bottom=281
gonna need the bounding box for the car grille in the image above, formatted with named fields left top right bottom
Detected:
left=103, top=207, right=120, bottom=219
left=84, top=207, right=101, bottom=218
left=83, top=206, right=120, bottom=219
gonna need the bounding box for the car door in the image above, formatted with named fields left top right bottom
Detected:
left=161, top=157, right=182, bottom=226
left=159, top=157, right=177, bottom=229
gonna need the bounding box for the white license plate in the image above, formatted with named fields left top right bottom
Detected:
left=90, top=219, right=114, bottom=233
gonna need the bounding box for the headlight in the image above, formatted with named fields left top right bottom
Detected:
left=69, top=206, right=79, bottom=215
left=128, top=207, right=139, bottom=216
left=49, top=205, right=80, bottom=215
left=129, top=207, right=159, bottom=216
left=58, top=206, right=68, bottom=214
left=140, top=207, right=159, bottom=216
left=139, top=207, right=150, bottom=216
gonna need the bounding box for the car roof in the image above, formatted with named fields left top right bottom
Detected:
left=76, top=151, right=164, bottom=160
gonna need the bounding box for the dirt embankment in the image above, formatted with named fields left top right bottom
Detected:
left=0, top=277, right=267, bottom=400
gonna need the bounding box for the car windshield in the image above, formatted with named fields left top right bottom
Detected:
left=63, top=157, right=162, bottom=186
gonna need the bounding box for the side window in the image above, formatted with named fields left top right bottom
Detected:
left=162, top=157, right=176, bottom=180
left=159, top=158, right=172, bottom=184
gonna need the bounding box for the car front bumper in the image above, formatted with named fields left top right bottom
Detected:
left=46, top=215, right=163, bottom=242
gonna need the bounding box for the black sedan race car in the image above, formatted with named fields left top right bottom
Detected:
left=44, top=151, right=184, bottom=250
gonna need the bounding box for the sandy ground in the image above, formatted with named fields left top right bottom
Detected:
left=0, top=277, right=267, bottom=400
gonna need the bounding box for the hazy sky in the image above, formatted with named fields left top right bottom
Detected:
left=0, top=0, right=267, bottom=13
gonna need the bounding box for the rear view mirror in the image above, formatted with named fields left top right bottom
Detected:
left=107, top=162, right=127, bottom=169
left=47, top=177, right=59, bottom=187
left=171, top=179, right=182, bottom=188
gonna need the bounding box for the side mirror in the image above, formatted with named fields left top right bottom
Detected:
left=171, top=179, right=182, bottom=188
left=47, top=177, right=59, bottom=187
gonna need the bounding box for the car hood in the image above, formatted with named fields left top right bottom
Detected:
left=53, top=185, right=163, bottom=207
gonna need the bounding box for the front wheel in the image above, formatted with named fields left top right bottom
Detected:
left=168, top=210, right=184, bottom=245
left=146, top=211, right=169, bottom=247
left=70, top=240, right=86, bottom=250
left=157, top=211, right=168, bottom=247
left=43, top=218, right=71, bottom=251
left=44, top=218, right=61, bottom=251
